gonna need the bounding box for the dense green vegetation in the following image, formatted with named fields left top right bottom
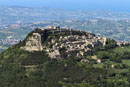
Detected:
left=1, top=45, right=130, bottom=87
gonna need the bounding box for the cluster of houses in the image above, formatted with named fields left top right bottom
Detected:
left=47, top=34, right=107, bottom=58
left=21, top=26, right=107, bottom=59
left=40, top=26, right=107, bottom=58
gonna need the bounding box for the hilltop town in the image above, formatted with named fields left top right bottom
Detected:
left=21, top=26, right=107, bottom=58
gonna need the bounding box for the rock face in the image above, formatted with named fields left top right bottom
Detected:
left=21, top=26, right=108, bottom=58
left=21, top=33, right=43, bottom=51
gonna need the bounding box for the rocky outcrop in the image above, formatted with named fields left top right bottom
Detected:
left=21, top=33, right=43, bottom=51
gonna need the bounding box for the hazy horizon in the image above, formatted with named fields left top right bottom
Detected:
left=0, top=0, right=130, bottom=12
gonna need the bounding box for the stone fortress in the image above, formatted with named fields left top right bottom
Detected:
left=21, top=26, right=107, bottom=58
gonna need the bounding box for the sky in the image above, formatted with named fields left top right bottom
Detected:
left=0, top=0, right=130, bottom=12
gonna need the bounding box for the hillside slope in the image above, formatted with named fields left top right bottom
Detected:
left=0, top=27, right=130, bottom=87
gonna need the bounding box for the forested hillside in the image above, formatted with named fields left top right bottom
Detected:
left=0, top=28, right=130, bottom=87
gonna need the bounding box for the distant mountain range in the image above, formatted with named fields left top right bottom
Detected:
left=1, top=6, right=130, bottom=27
